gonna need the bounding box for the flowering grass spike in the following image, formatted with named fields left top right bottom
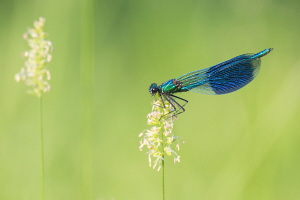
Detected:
left=15, top=17, right=53, bottom=97
left=139, top=98, right=184, bottom=171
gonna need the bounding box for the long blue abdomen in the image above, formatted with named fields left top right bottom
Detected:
left=206, top=55, right=259, bottom=94
left=177, top=48, right=272, bottom=95
left=207, top=49, right=272, bottom=94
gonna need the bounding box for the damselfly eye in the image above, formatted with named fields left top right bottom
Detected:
left=149, top=83, right=158, bottom=94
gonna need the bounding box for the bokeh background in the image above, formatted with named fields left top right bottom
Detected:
left=1, top=0, right=300, bottom=199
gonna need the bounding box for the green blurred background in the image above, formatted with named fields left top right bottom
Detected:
left=1, top=0, right=300, bottom=199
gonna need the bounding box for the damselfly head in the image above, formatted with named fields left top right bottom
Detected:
left=149, top=83, right=158, bottom=95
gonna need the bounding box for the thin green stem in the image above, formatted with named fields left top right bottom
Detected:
left=80, top=0, right=95, bottom=199
left=161, top=130, right=165, bottom=200
left=39, top=97, right=45, bottom=200
left=162, top=159, right=165, bottom=200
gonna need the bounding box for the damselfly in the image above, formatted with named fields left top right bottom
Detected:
left=149, top=48, right=273, bottom=115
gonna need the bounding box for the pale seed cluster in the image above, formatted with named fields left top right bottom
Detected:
left=15, top=17, right=53, bottom=97
left=139, top=99, right=183, bottom=171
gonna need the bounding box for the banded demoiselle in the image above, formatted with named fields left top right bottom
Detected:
left=149, top=48, right=273, bottom=115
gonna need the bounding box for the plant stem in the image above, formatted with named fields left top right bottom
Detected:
left=80, top=0, right=95, bottom=199
left=161, top=130, right=165, bottom=200
left=39, top=96, right=45, bottom=200
left=162, top=158, right=165, bottom=200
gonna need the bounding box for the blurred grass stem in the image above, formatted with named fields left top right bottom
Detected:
left=39, top=97, right=45, bottom=200
left=80, top=0, right=95, bottom=199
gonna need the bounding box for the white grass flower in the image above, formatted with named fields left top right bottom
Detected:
left=139, top=98, right=184, bottom=171
left=15, top=17, right=53, bottom=97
